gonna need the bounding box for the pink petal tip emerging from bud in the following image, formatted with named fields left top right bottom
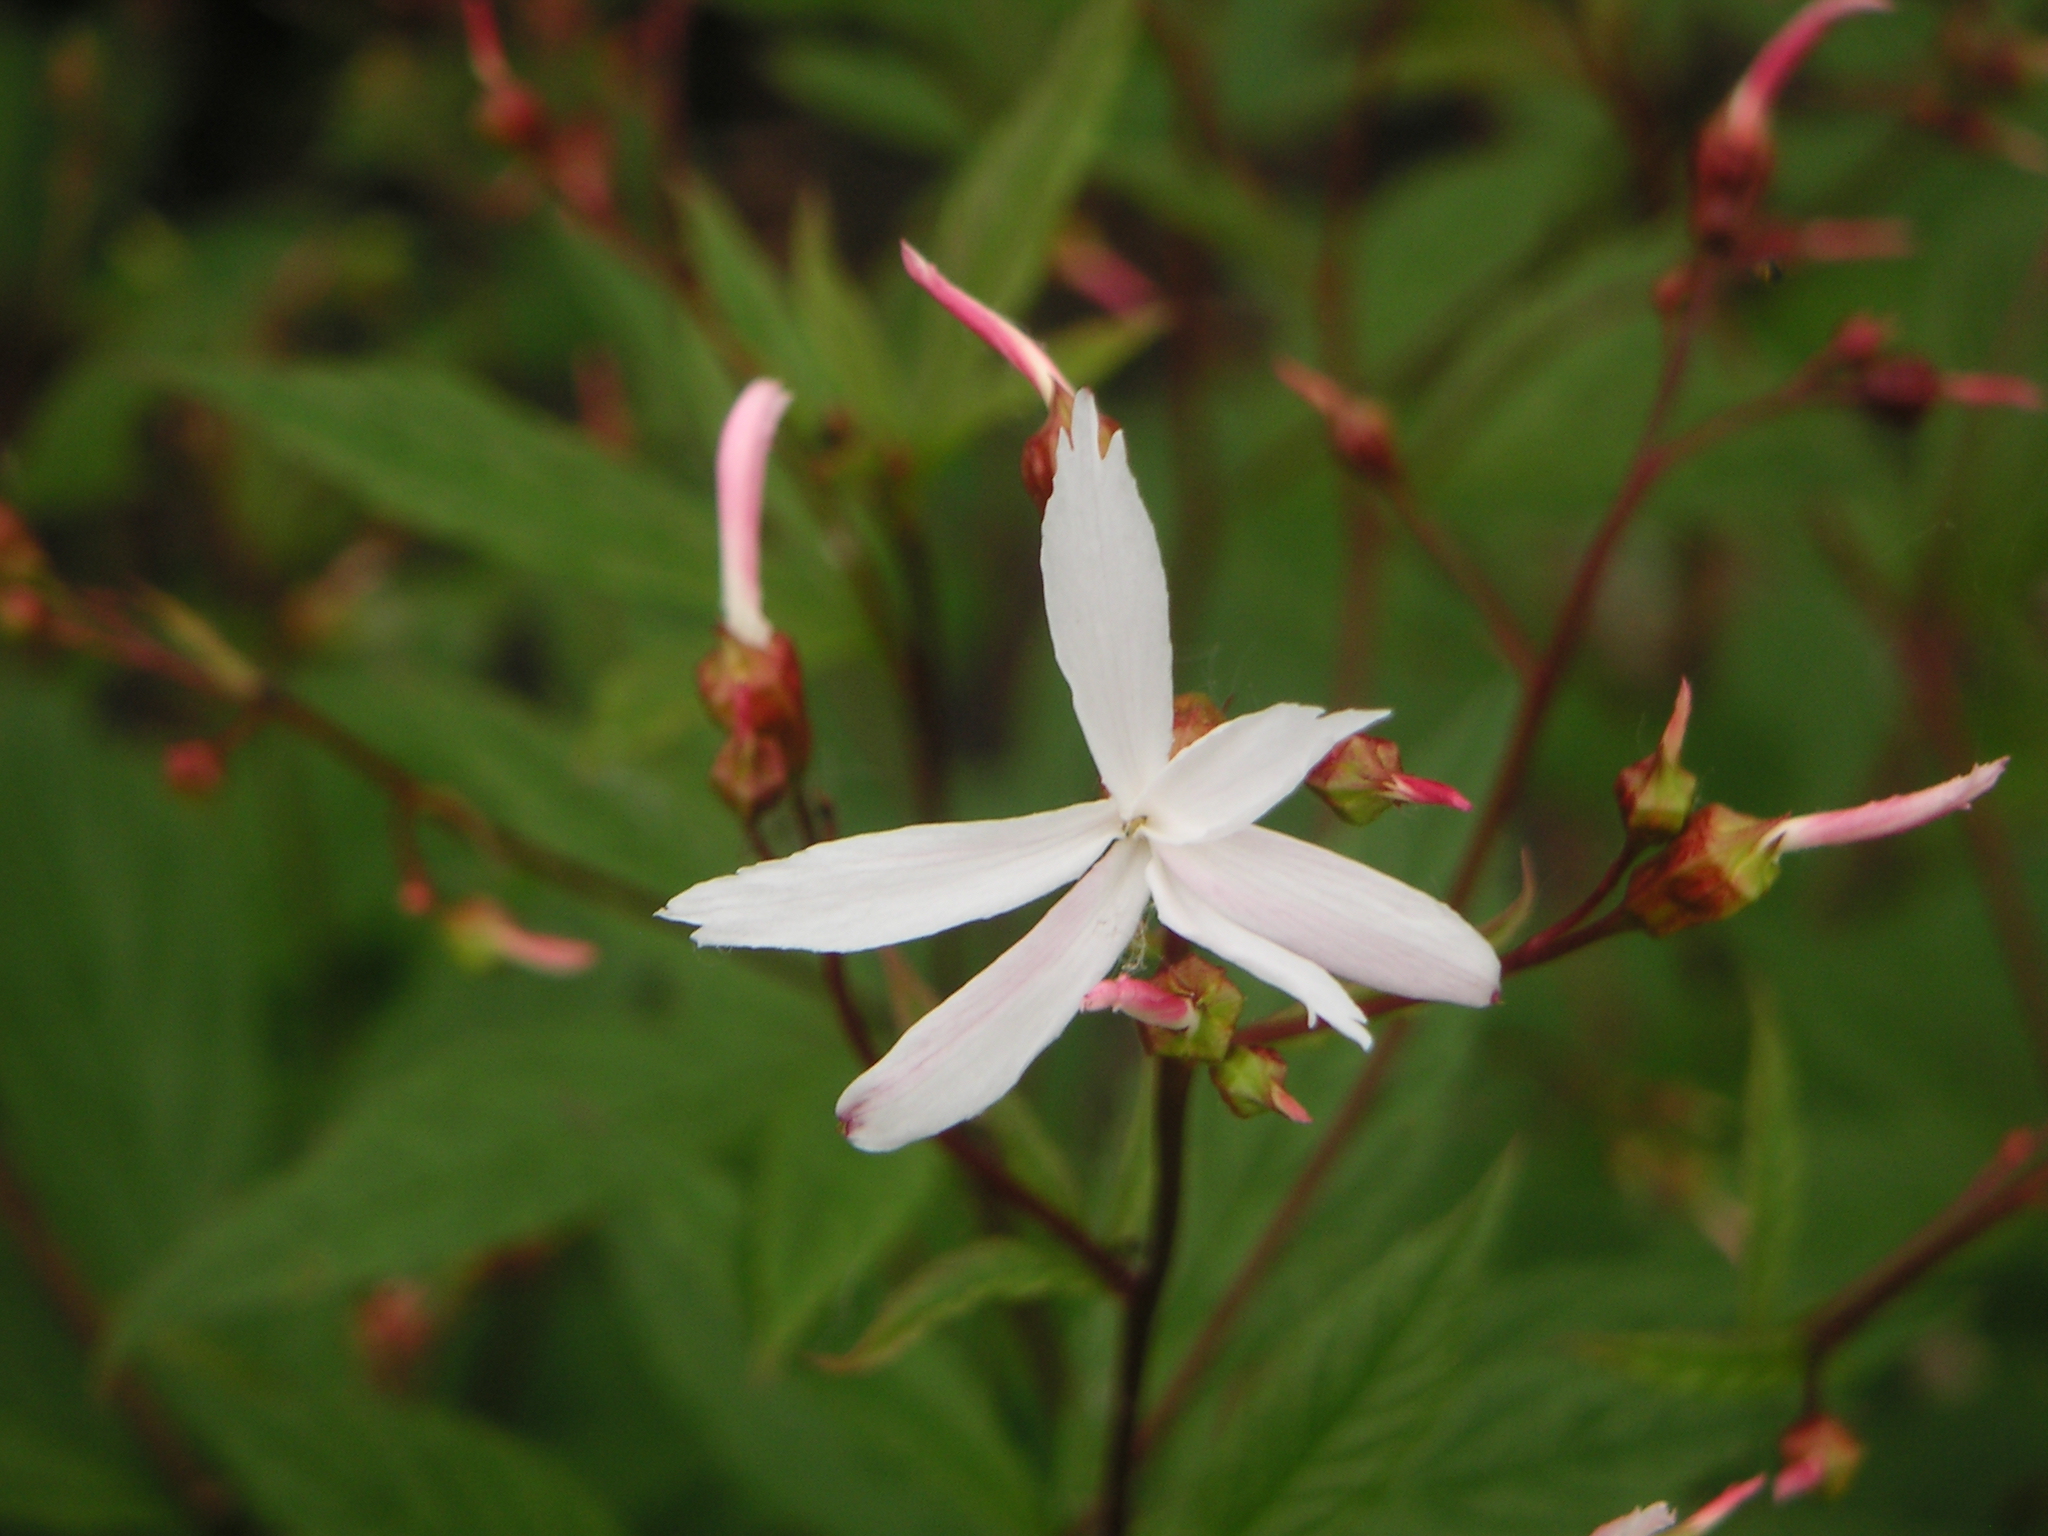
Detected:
left=1681, top=1475, right=1768, bottom=1534
left=901, top=240, right=1070, bottom=406
left=1725, top=0, right=1891, bottom=144
left=716, top=379, right=792, bottom=649
left=1593, top=1505, right=1677, bottom=1536
left=1391, top=773, right=1472, bottom=811
left=1771, top=758, right=2007, bottom=854
left=1082, top=975, right=1199, bottom=1031
left=1662, top=678, right=1694, bottom=760
left=445, top=897, right=599, bottom=976
left=1942, top=373, right=2044, bottom=411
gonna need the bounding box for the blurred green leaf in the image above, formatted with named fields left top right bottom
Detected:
left=150, top=358, right=717, bottom=612
left=680, top=185, right=829, bottom=403
left=767, top=39, right=970, bottom=155
left=1166, top=1149, right=1520, bottom=1536
left=1578, top=1327, right=1802, bottom=1399
left=169, top=1353, right=625, bottom=1536
left=0, top=1417, right=175, bottom=1532
left=112, top=1021, right=797, bottom=1353
left=748, top=1087, right=940, bottom=1366
left=1739, top=994, right=1803, bottom=1329
left=4, top=356, right=152, bottom=518
left=791, top=192, right=907, bottom=434
left=816, top=1236, right=1097, bottom=1374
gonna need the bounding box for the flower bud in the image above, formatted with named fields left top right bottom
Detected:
left=355, top=1279, right=437, bottom=1392
left=396, top=873, right=436, bottom=918
left=0, top=587, right=45, bottom=639
left=1081, top=975, right=1198, bottom=1032
left=475, top=81, right=549, bottom=150
left=1857, top=354, right=1943, bottom=427
left=442, top=896, right=598, bottom=976
left=697, top=628, right=810, bottom=820
left=1210, top=1045, right=1312, bottom=1123
left=1773, top=1414, right=1864, bottom=1501
left=1624, top=804, right=1780, bottom=937
left=1306, top=733, right=1471, bottom=826
left=1171, top=692, right=1225, bottom=756
left=1615, top=680, right=1697, bottom=840
left=1123, top=953, right=1241, bottom=1063
left=1273, top=357, right=1400, bottom=481
left=1830, top=312, right=1893, bottom=365
left=163, top=738, right=226, bottom=800
left=1022, top=391, right=1120, bottom=513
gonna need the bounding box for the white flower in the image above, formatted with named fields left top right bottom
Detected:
left=662, top=391, right=1499, bottom=1151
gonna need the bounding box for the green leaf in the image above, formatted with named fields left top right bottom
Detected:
left=149, top=357, right=717, bottom=612
left=1171, top=1150, right=1521, bottom=1536
left=913, top=0, right=1137, bottom=418
left=679, top=184, right=828, bottom=401
left=167, top=1353, right=625, bottom=1536
left=0, top=1417, right=175, bottom=1532
left=1578, top=1327, right=1803, bottom=1399
left=791, top=192, right=906, bottom=433
left=767, top=39, right=970, bottom=155
left=816, top=1237, right=1097, bottom=1374
left=1739, top=993, right=1803, bottom=1328
left=546, top=216, right=733, bottom=473
left=111, top=1021, right=800, bottom=1353
left=749, top=1086, right=941, bottom=1366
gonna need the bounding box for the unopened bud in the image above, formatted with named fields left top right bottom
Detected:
left=1652, top=265, right=1696, bottom=316
left=1131, top=953, right=1241, bottom=1063
left=1941, top=372, right=2043, bottom=411
left=163, top=739, right=226, bottom=800
left=1022, top=392, right=1119, bottom=513
left=1615, top=680, right=1697, bottom=840
left=396, top=874, right=436, bottom=918
left=1210, top=1046, right=1313, bottom=1123
left=0, top=588, right=45, bottom=638
left=442, top=896, right=598, bottom=976
left=1273, top=357, right=1399, bottom=481
left=475, top=82, right=548, bottom=150
left=355, top=1279, right=437, bottom=1392
left=1773, top=1415, right=1864, bottom=1501
left=1624, top=804, right=1780, bottom=936
left=1172, top=692, right=1225, bottom=756
left=1857, top=354, right=1943, bottom=427
left=1306, top=733, right=1471, bottom=826
left=1830, top=312, right=1892, bottom=365
left=1691, top=122, right=1775, bottom=250
left=697, top=628, right=810, bottom=820
left=1082, top=975, right=1198, bottom=1031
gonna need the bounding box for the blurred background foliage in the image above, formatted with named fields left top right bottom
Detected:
left=0, top=0, right=2046, bottom=1533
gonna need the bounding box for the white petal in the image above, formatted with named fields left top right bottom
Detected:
left=1144, top=852, right=1372, bottom=1049
left=1156, top=828, right=1500, bottom=1007
left=1042, top=390, right=1174, bottom=812
left=1135, top=704, right=1389, bottom=845
left=661, top=800, right=1120, bottom=952
left=836, top=839, right=1152, bottom=1151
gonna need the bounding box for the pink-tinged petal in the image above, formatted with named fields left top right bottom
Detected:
left=1136, top=704, right=1389, bottom=845
left=1042, top=390, right=1175, bottom=811
left=1053, top=231, right=1161, bottom=317
left=663, top=798, right=1120, bottom=951
left=1681, top=1475, right=1767, bottom=1534
left=1389, top=772, right=1471, bottom=811
left=1154, top=827, right=1500, bottom=1008
left=1793, top=217, right=1912, bottom=263
left=1593, top=1506, right=1677, bottom=1536
left=716, top=379, right=792, bottom=647
left=836, top=839, right=1151, bottom=1151
left=1081, top=975, right=1198, bottom=1030
left=901, top=241, right=1070, bottom=406
left=1145, top=855, right=1371, bottom=1048
left=1769, top=759, right=2006, bottom=854
left=443, top=897, right=599, bottom=976
left=1771, top=1459, right=1825, bottom=1503
left=1662, top=676, right=1694, bottom=761
left=1942, top=373, right=2044, bottom=410
left=1724, top=0, right=1891, bottom=144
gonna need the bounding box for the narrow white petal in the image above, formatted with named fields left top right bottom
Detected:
left=1156, top=828, right=1500, bottom=1007
left=1136, top=704, right=1389, bottom=845
left=662, top=800, right=1120, bottom=952
left=1042, top=390, right=1174, bottom=812
left=836, top=840, right=1152, bottom=1151
left=1145, top=852, right=1372, bottom=1049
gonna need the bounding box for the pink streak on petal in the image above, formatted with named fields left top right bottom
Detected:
left=1389, top=773, right=1472, bottom=811
left=1593, top=1505, right=1677, bottom=1536
left=1681, top=1475, right=1767, bottom=1534
left=901, top=240, right=1070, bottom=406
left=1772, top=1458, right=1825, bottom=1504
left=1080, top=976, right=1198, bottom=1030
left=1662, top=677, right=1694, bottom=761
left=1725, top=0, right=1891, bottom=143
left=1771, top=758, right=2007, bottom=853
left=716, top=379, right=792, bottom=648
left=1942, top=373, right=2044, bottom=410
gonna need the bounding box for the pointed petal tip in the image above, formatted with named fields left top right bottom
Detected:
left=1272, top=1085, right=1314, bottom=1124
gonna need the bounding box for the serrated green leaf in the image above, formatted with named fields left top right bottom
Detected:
left=1169, top=1150, right=1521, bottom=1536
left=167, top=1352, right=625, bottom=1536
left=913, top=0, right=1137, bottom=419
left=149, top=357, right=717, bottom=611
left=791, top=192, right=906, bottom=433
left=680, top=184, right=828, bottom=400
left=749, top=1087, right=940, bottom=1366
left=1578, top=1327, right=1803, bottom=1399
left=0, top=1416, right=175, bottom=1532
left=111, top=1021, right=799, bottom=1354
left=816, top=1237, right=1097, bottom=1374
left=1740, top=994, right=1803, bottom=1328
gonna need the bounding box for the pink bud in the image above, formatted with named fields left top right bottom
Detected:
left=901, top=241, right=1070, bottom=406
left=1831, top=312, right=1893, bottom=365
left=1680, top=1475, right=1767, bottom=1533
left=396, top=874, right=436, bottom=918
left=1307, top=733, right=1471, bottom=825
left=1770, top=759, right=2006, bottom=853
left=459, top=0, right=514, bottom=90
left=1274, top=357, right=1400, bottom=481
left=716, top=380, right=793, bottom=648
left=1052, top=231, right=1161, bottom=316
left=1774, top=1415, right=1865, bottom=1501
left=1616, top=679, right=1699, bottom=840
left=442, top=896, right=598, bottom=976
left=355, top=1279, right=437, bottom=1392
left=1082, top=976, right=1198, bottom=1030
left=1724, top=0, right=1892, bottom=149
left=163, top=739, right=226, bottom=800
left=1941, top=372, right=2044, bottom=411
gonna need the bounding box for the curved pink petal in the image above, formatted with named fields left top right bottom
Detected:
left=1042, top=390, right=1175, bottom=812
left=1136, top=704, right=1388, bottom=845
left=1081, top=975, right=1197, bottom=1029
left=662, top=799, right=1121, bottom=952
left=1145, top=854, right=1370, bottom=1048
left=836, top=839, right=1151, bottom=1151
left=1155, top=827, right=1500, bottom=1007
left=901, top=241, right=1070, bottom=405
left=1725, top=0, right=1890, bottom=143
left=716, top=379, right=792, bottom=646
left=1769, top=759, right=2006, bottom=854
